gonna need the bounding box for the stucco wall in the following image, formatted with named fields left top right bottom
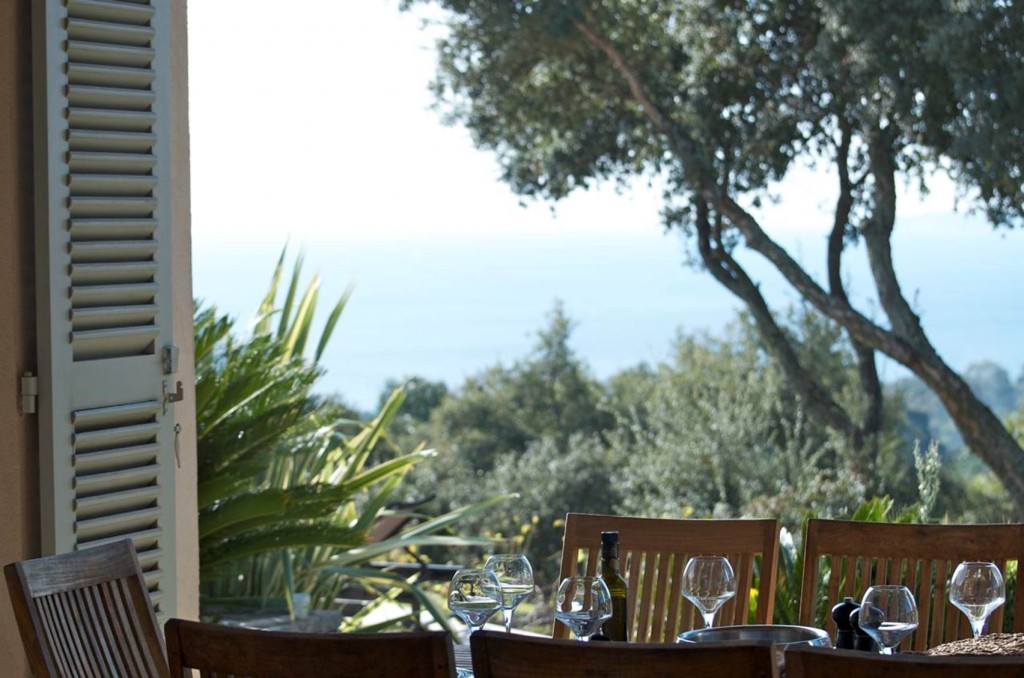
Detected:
left=0, top=1, right=39, bottom=674
left=0, top=1, right=197, bottom=673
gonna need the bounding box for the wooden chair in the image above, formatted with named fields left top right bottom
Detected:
left=3, top=538, right=169, bottom=678
left=555, top=513, right=780, bottom=642
left=165, top=618, right=455, bottom=677
left=798, top=519, right=1024, bottom=650
left=471, top=629, right=776, bottom=678
left=786, top=645, right=1024, bottom=677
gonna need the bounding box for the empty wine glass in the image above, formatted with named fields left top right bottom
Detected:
left=554, top=576, right=613, bottom=642
left=682, top=556, right=737, bottom=629
left=484, top=553, right=534, bottom=633
left=448, top=568, right=502, bottom=641
left=858, top=585, right=919, bottom=655
left=950, top=561, right=1005, bottom=638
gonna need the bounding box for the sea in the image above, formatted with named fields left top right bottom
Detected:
left=192, top=213, right=1024, bottom=414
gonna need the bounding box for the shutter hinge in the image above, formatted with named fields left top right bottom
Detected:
left=162, top=345, right=179, bottom=375
left=20, top=372, right=38, bottom=415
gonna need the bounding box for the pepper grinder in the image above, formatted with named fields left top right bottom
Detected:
left=830, top=596, right=859, bottom=649
left=849, top=607, right=878, bottom=652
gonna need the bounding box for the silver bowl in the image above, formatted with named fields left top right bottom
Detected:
left=678, top=624, right=830, bottom=648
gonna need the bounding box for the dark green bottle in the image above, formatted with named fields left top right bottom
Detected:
left=599, top=531, right=629, bottom=642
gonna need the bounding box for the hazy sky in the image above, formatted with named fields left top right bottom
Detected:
left=187, top=1, right=1023, bottom=409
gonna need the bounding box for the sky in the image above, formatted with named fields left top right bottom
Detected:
left=187, top=1, right=1024, bottom=411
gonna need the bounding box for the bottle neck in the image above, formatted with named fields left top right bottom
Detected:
left=601, top=554, right=620, bottom=574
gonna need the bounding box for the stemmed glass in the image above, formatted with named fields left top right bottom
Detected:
left=484, top=554, right=534, bottom=634
left=950, top=561, right=1005, bottom=638
left=858, top=585, right=919, bottom=655
left=682, top=556, right=737, bottom=629
left=447, top=568, right=502, bottom=641
left=554, top=576, right=613, bottom=642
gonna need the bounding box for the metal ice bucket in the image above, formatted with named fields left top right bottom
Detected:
left=677, top=624, right=831, bottom=647
left=678, top=624, right=831, bottom=671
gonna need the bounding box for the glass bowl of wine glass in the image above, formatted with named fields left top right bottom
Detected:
left=950, top=561, right=1005, bottom=639
left=554, top=576, right=612, bottom=642
left=858, top=585, right=919, bottom=655
left=681, top=556, right=737, bottom=629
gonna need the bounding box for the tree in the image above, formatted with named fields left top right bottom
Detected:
left=426, top=302, right=613, bottom=471
left=401, top=0, right=1024, bottom=507
left=609, top=310, right=911, bottom=529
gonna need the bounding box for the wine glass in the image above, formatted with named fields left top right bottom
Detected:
left=554, top=576, right=613, bottom=642
left=682, top=556, right=737, bottom=629
left=447, top=568, right=502, bottom=641
left=858, top=585, right=919, bottom=655
left=949, top=561, right=1005, bottom=638
left=484, top=554, right=534, bottom=633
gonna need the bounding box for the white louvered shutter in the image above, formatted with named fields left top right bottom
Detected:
left=34, top=0, right=179, bottom=618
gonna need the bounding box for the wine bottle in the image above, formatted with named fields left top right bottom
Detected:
left=599, top=531, right=629, bottom=642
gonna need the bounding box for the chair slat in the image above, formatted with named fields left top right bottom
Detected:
left=648, top=551, right=671, bottom=640
left=636, top=551, right=657, bottom=639
left=663, top=551, right=685, bottom=640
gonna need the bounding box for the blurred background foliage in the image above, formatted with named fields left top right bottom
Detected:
left=196, top=254, right=1022, bottom=630
left=384, top=301, right=1021, bottom=599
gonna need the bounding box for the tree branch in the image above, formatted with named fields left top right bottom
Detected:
left=695, top=199, right=859, bottom=438
left=830, top=120, right=883, bottom=449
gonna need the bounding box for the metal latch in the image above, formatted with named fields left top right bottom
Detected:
left=163, top=379, right=184, bottom=412
left=20, top=372, right=38, bottom=415
left=162, top=345, right=179, bottom=375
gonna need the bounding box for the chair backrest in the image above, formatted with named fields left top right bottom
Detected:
left=165, top=619, right=455, bottom=678
left=799, top=519, right=1024, bottom=649
left=471, top=629, right=776, bottom=678
left=786, top=645, right=1024, bottom=678
left=555, top=513, right=780, bottom=642
left=3, top=538, right=169, bottom=678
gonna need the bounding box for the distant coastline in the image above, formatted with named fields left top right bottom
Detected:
left=193, top=214, right=1024, bottom=412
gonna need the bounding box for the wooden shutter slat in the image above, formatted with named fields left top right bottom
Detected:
left=67, top=17, right=155, bottom=46
left=71, top=304, right=158, bottom=331
left=70, top=261, right=158, bottom=283
left=68, top=63, right=155, bottom=88
left=67, top=0, right=155, bottom=25
left=68, top=107, right=156, bottom=131
left=68, top=195, right=157, bottom=217
left=75, top=465, right=160, bottom=496
left=67, top=84, right=155, bottom=110
left=68, top=129, right=156, bottom=152
left=70, top=240, right=158, bottom=260
left=69, top=173, right=158, bottom=195
left=75, top=443, right=160, bottom=474
left=70, top=282, right=158, bottom=306
left=76, top=506, right=162, bottom=542
left=69, top=218, right=157, bottom=240
left=69, top=151, right=156, bottom=174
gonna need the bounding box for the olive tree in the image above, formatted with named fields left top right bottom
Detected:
left=401, top=0, right=1024, bottom=507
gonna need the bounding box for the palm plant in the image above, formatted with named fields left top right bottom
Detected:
left=196, top=250, right=505, bottom=629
